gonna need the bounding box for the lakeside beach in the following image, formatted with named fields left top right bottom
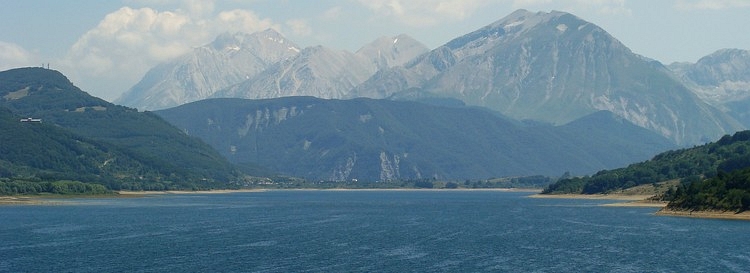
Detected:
left=529, top=193, right=750, bottom=220
left=655, top=209, right=750, bottom=221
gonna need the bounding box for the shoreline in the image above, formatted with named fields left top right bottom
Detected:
left=5, top=190, right=748, bottom=220
left=0, top=196, right=63, bottom=205
left=118, top=188, right=541, bottom=194
left=528, top=193, right=656, bottom=201
left=116, top=189, right=268, bottom=195
left=529, top=193, right=668, bottom=208
left=532, top=193, right=750, bottom=221
left=1, top=188, right=541, bottom=204
left=655, top=208, right=750, bottom=221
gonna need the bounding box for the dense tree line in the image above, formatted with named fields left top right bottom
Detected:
left=667, top=169, right=750, bottom=212
left=0, top=179, right=110, bottom=195
left=543, top=131, right=750, bottom=194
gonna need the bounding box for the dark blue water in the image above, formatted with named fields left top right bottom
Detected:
left=1, top=191, right=749, bottom=272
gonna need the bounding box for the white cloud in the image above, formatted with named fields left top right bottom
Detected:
left=584, top=0, right=631, bottom=15
left=61, top=3, right=278, bottom=100
left=357, top=0, right=489, bottom=27
left=511, top=0, right=631, bottom=15
left=357, top=0, right=632, bottom=27
left=0, top=41, right=38, bottom=71
left=321, top=6, right=343, bottom=21
left=674, top=0, right=750, bottom=10
left=286, top=19, right=313, bottom=37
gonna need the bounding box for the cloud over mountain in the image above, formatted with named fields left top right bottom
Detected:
left=60, top=3, right=280, bottom=101
left=0, top=41, right=37, bottom=71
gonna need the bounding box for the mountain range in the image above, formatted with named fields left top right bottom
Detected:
left=115, top=29, right=302, bottom=111
left=352, top=10, right=741, bottom=145
left=668, top=48, right=750, bottom=128
left=156, top=96, right=674, bottom=181
left=118, top=9, right=748, bottom=147
left=3, top=9, right=749, bottom=187
left=116, top=30, right=428, bottom=111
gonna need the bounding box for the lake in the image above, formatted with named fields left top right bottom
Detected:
left=1, top=190, right=749, bottom=272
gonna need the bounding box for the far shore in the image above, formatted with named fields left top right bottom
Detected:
left=117, top=187, right=542, bottom=195
left=5, top=190, right=749, bottom=220
left=1, top=188, right=541, bottom=204
left=116, top=189, right=269, bottom=195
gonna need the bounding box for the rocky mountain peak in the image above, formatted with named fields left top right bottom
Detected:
left=354, top=9, right=740, bottom=145
left=445, top=10, right=586, bottom=58
left=356, top=34, right=429, bottom=69
left=669, top=48, right=750, bottom=127
left=115, top=29, right=301, bottom=111
left=688, top=48, right=750, bottom=85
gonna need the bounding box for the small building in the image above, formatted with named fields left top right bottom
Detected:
left=19, top=118, right=42, bottom=123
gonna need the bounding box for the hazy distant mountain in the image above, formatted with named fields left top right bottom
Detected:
left=212, top=35, right=428, bottom=100
left=353, top=10, right=742, bottom=145
left=355, top=34, right=430, bottom=69
left=115, top=29, right=300, bottom=111
left=669, top=49, right=750, bottom=127
left=211, top=46, right=377, bottom=100
left=156, top=96, right=674, bottom=181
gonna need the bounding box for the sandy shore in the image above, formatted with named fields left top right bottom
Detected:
left=0, top=196, right=62, bottom=205
left=655, top=209, right=750, bottom=221
left=528, top=193, right=655, bottom=201
left=118, top=188, right=541, bottom=194
left=3, top=188, right=538, bottom=203
left=531, top=193, right=750, bottom=220
left=528, top=193, right=668, bottom=208
left=320, top=188, right=542, bottom=192
left=116, top=189, right=268, bottom=195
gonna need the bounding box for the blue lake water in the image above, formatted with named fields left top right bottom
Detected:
left=1, top=190, right=749, bottom=272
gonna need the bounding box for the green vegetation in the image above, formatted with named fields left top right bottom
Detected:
left=667, top=169, right=750, bottom=212
left=544, top=131, right=750, bottom=194
left=543, top=130, right=750, bottom=212
left=0, top=178, right=110, bottom=195
left=0, top=67, right=243, bottom=193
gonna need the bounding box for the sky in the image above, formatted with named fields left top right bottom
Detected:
left=1, top=0, right=748, bottom=101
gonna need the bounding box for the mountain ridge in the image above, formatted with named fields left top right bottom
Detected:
left=156, top=96, right=675, bottom=181
left=115, top=29, right=300, bottom=111
left=353, top=9, right=742, bottom=145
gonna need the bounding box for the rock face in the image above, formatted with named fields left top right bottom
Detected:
left=669, top=49, right=750, bottom=127
left=211, top=46, right=377, bottom=100
left=353, top=10, right=742, bottom=145
left=115, top=29, right=300, bottom=111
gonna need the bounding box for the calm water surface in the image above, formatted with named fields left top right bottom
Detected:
left=1, top=191, right=749, bottom=272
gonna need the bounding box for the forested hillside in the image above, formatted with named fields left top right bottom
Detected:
left=544, top=131, right=750, bottom=194
left=0, top=68, right=243, bottom=193
left=543, top=131, right=750, bottom=212
left=667, top=168, right=750, bottom=212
